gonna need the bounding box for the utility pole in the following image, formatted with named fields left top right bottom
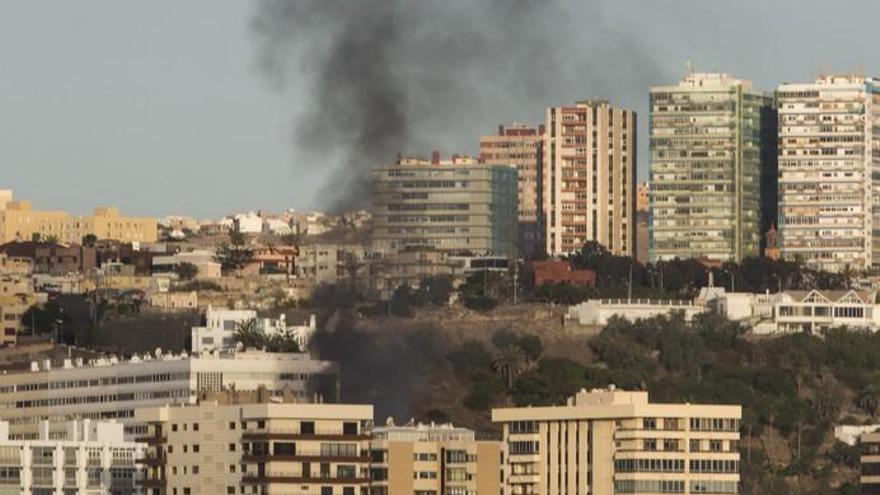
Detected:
left=628, top=264, right=633, bottom=301
left=512, top=260, right=518, bottom=305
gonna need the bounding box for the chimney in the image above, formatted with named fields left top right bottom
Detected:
left=431, top=150, right=440, bottom=165
left=498, top=124, right=504, bottom=136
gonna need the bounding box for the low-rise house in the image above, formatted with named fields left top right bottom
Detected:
left=0, top=294, right=44, bottom=347
left=0, top=419, right=145, bottom=493
left=772, top=290, right=878, bottom=334
left=149, top=291, right=198, bottom=311
left=190, top=306, right=316, bottom=353
left=152, top=250, right=221, bottom=279
left=532, top=260, right=596, bottom=287
left=568, top=298, right=705, bottom=326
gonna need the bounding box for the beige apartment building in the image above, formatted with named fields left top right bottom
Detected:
left=777, top=75, right=880, bottom=272
left=136, top=393, right=373, bottom=495
left=0, top=190, right=157, bottom=244
left=372, top=154, right=519, bottom=258
left=492, top=387, right=741, bottom=495
left=862, top=431, right=880, bottom=494
left=480, top=123, right=544, bottom=255
left=544, top=101, right=636, bottom=257
left=369, top=420, right=500, bottom=495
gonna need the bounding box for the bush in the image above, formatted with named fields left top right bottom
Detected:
left=463, top=294, right=497, bottom=311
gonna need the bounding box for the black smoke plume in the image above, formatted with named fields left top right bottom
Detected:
left=251, top=0, right=669, bottom=211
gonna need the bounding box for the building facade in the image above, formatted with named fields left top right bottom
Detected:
left=372, top=155, right=519, bottom=259
left=480, top=123, right=545, bottom=256
left=190, top=306, right=316, bottom=354
left=862, top=431, right=880, bottom=494
left=0, top=351, right=339, bottom=439
left=135, top=397, right=373, bottom=495
left=650, top=73, right=774, bottom=262
left=777, top=75, right=880, bottom=272
left=492, top=388, right=741, bottom=495
left=369, top=421, right=501, bottom=495
left=0, top=419, right=145, bottom=494
left=544, top=100, right=636, bottom=258
left=0, top=191, right=157, bottom=244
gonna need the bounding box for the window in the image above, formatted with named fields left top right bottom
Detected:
left=229, top=422, right=236, bottom=430
left=229, top=443, right=236, bottom=452
left=193, top=466, right=199, bottom=474
left=193, top=423, right=199, bottom=432
left=343, top=422, right=357, bottom=435
left=229, top=465, right=236, bottom=473
left=172, top=424, right=178, bottom=432
left=301, top=421, right=315, bottom=434
left=193, top=445, right=200, bottom=453
left=227, top=488, right=235, bottom=494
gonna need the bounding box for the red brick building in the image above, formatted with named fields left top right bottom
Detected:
left=532, top=260, right=596, bottom=287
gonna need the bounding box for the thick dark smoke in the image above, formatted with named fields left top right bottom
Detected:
left=251, top=0, right=669, bottom=211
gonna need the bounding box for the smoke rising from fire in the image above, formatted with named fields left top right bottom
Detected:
left=251, top=0, right=669, bottom=211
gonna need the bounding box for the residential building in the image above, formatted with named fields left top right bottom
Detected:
left=148, top=291, right=198, bottom=311
left=0, top=350, right=340, bottom=439
left=492, top=387, right=741, bottom=495
left=0, top=253, right=33, bottom=297
left=151, top=250, right=222, bottom=279
left=650, top=72, right=775, bottom=262
left=0, top=419, right=145, bottom=494
left=567, top=298, right=705, bottom=326
left=834, top=425, right=880, bottom=447
left=246, top=245, right=298, bottom=276
left=135, top=392, right=373, bottom=495
left=480, top=123, right=545, bottom=256
left=297, top=243, right=368, bottom=285
left=863, top=431, right=880, bottom=494
left=370, top=420, right=501, bottom=495
left=544, top=100, right=636, bottom=258
left=368, top=248, right=465, bottom=300
left=0, top=294, right=44, bottom=347
left=777, top=75, right=880, bottom=272
left=772, top=289, right=878, bottom=334
left=636, top=182, right=650, bottom=213
left=372, top=154, right=519, bottom=259
left=190, top=306, right=316, bottom=353
left=0, top=241, right=97, bottom=275
left=531, top=260, right=596, bottom=287
left=0, top=191, right=157, bottom=244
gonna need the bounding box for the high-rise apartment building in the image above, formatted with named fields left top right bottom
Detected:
left=0, top=419, right=145, bottom=494
left=369, top=421, right=501, bottom=495
left=372, top=154, right=519, bottom=258
left=544, top=101, right=636, bottom=257
left=480, top=123, right=545, bottom=256
left=777, top=75, right=880, bottom=272
left=492, top=387, right=741, bottom=495
left=650, top=73, right=775, bottom=262
left=136, top=394, right=373, bottom=495
left=0, top=190, right=157, bottom=244
left=0, top=351, right=339, bottom=439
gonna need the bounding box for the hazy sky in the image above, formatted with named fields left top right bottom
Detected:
left=2, top=0, right=879, bottom=218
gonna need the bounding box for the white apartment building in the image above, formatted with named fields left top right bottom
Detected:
left=0, top=419, right=145, bottom=495
left=190, top=306, right=317, bottom=353
left=777, top=75, right=880, bottom=272
left=493, top=388, right=741, bottom=495
left=772, top=289, right=879, bottom=334
left=0, top=350, right=339, bottom=439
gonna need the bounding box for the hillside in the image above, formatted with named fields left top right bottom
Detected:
left=314, top=305, right=866, bottom=495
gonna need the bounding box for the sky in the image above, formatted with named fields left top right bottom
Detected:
left=1, top=0, right=879, bottom=218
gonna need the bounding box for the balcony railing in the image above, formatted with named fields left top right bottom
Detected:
left=242, top=452, right=368, bottom=463
left=241, top=472, right=370, bottom=485
left=242, top=429, right=369, bottom=441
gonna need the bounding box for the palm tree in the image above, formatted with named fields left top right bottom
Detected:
left=859, top=383, right=880, bottom=418
left=232, top=318, right=266, bottom=350
left=492, top=345, right=527, bottom=389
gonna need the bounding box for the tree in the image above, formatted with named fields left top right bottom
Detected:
left=174, top=262, right=199, bottom=281
left=858, top=383, right=880, bottom=418
left=418, top=275, right=453, bottom=306
left=20, top=301, right=68, bottom=335
left=492, top=344, right=527, bottom=389
left=215, top=231, right=254, bottom=273
left=389, top=284, right=415, bottom=317
left=81, top=234, right=97, bottom=247
left=232, top=319, right=265, bottom=349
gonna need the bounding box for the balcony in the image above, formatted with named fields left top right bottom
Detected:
left=242, top=452, right=369, bottom=463
left=242, top=429, right=369, bottom=442
left=135, top=433, right=167, bottom=445
left=241, top=472, right=370, bottom=485
left=137, top=453, right=166, bottom=466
